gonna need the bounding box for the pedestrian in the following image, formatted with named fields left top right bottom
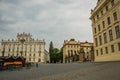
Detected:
left=9, top=65, right=14, bottom=71
left=36, top=63, right=38, bottom=68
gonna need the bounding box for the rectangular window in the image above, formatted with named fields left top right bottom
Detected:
left=111, top=45, right=114, bottom=52
left=115, top=25, right=120, bottom=38
left=111, top=0, right=114, bottom=6
left=25, top=53, right=26, bottom=56
left=107, top=17, right=111, bottom=25
left=95, top=38, right=98, bottom=47
left=12, top=47, right=14, bottom=52
left=105, top=47, right=108, bottom=54
left=102, top=21, right=105, bottom=28
left=94, top=28, right=96, bottom=33
left=29, top=58, right=31, bottom=61
left=93, top=18, right=95, bottom=22
left=33, top=58, right=35, bottom=61
left=9, top=48, right=10, bottom=52
left=33, top=54, right=35, bottom=57
left=113, top=12, right=118, bottom=21
left=97, top=15, right=99, bottom=19
left=99, top=35, right=102, bottom=45
left=96, top=50, right=98, bottom=56
left=39, top=53, right=41, bottom=56
left=109, top=29, right=113, bottom=41
left=101, top=10, right=103, bottom=15
left=25, top=46, right=27, bottom=52
left=30, top=45, right=32, bottom=52
left=106, top=6, right=108, bottom=11
left=98, top=24, right=101, bottom=31
left=104, top=33, right=107, bottom=43
left=101, top=48, right=103, bottom=55
left=118, top=43, right=120, bottom=51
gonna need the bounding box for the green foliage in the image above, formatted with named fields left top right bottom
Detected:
left=49, top=41, right=63, bottom=63
left=49, top=41, right=53, bottom=63
left=49, top=41, right=54, bottom=54
left=59, top=47, right=63, bottom=63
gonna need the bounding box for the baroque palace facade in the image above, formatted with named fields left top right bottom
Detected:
left=0, top=33, right=49, bottom=63
left=63, top=39, right=93, bottom=63
left=90, top=0, right=120, bottom=61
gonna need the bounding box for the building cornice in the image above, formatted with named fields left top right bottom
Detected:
left=90, top=0, right=109, bottom=19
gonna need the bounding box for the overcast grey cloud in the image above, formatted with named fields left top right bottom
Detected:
left=0, top=0, right=97, bottom=50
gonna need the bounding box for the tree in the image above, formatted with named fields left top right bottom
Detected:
left=49, top=41, right=54, bottom=63
left=52, top=48, right=59, bottom=63
left=49, top=41, right=63, bottom=63
left=59, top=47, right=63, bottom=63
left=52, top=47, right=63, bottom=63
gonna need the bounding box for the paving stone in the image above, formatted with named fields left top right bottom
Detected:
left=0, top=62, right=120, bottom=80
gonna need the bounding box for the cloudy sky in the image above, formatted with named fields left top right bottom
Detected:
left=0, top=0, right=97, bottom=50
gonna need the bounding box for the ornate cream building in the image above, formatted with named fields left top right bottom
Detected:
left=63, top=39, right=93, bottom=63
left=90, top=0, right=120, bottom=62
left=0, top=33, right=49, bottom=63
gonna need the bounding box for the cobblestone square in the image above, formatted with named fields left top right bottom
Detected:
left=0, top=62, right=120, bottom=80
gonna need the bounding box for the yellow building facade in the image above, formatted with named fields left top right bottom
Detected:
left=90, top=0, right=120, bottom=62
left=63, top=39, right=93, bottom=63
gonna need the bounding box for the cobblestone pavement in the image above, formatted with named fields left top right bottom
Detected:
left=0, top=62, right=120, bottom=80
